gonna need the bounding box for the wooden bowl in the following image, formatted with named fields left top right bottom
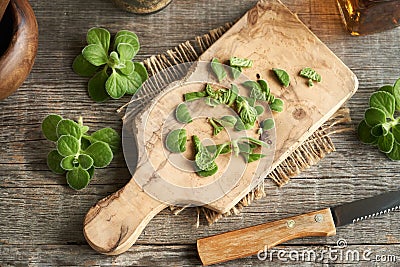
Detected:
left=0, top=0, right=38, bottom=100
left=112, top=0, right=172, bottom=14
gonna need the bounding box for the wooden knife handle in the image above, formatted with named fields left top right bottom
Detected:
left=83, top=177, right=167, bottom=255
left=197, top=208, right=336, bottom=266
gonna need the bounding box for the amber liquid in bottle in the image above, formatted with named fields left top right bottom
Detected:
left=337, top=0, right=400, bottom=35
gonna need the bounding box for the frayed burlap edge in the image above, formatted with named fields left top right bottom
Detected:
left=137, top=23, right=352, bottom=225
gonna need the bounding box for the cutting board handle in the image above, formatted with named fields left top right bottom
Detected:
left=83, top=178, right=167, bottom=255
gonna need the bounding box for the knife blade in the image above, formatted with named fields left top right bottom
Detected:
left=197, top=190, right=400, bottom=266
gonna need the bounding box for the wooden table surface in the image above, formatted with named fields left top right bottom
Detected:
left=1, top=0, right=400, bottom=266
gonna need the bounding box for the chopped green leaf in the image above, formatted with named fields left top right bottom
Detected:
left=165, top=129, right=187, bottom=153
left=211, top=58, right=227, bottom=82
left=272, top=68, right=290, bottom=87
left=261, top=119, right=275, bottom=131
left=229, top=57, right=253, bottom=68
left=184, top=91, right=207, bottom=102
left=300, top=67, right=321, bottom=82
left=270, top=98, right=284, bottom=112
left=175, top=103, right=193, bottom=124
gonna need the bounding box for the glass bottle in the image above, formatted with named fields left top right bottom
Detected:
left=337, top=0, right=400, bottom=35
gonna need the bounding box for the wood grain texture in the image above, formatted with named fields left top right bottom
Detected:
left=1, top=0, right=400, bottom=266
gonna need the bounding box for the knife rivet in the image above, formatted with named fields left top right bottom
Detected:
left=287, top=220, right=295, bottom=228
left=315, top=214, right=324, bottom=223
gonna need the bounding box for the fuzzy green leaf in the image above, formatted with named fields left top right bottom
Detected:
left=379, top=85, right=394, bottom=95
left=229, top=57, right=253, bottom=68
left=393, top=78, right=400, bottom=111
left=133, top=62, right=148, bottom=82
left=117, top=43, right=136, bottom=61
left=272, top=68, right=290, bottom=87
left=105, top=71, right=127, bottom=99
left=72, top=54, right=99, bottom=77
left=387, top=141, right=400, bottom=160
left=378, top=131, right=394, bottom=153
left=88, top=70, right=110, bottom=102
left=87, top=27, right=111, bottom=54
left=270, top=98, right=284, bottom=112
left=47, top=150, right=66, bottom=174
left=165, top=129, right=187, bottom=153
left=87, top=166, right=95, bottom=180
left=84, top=141, right=113, bottom=168
left=184, top=91, right=207, bottom=102
left=120, top=60, right=134, bottom=76
left=257, top=80, right=270, bottom=95
left=61, top=155, right=77, bottom=171
left=175, top=103, right=192, bottom=124
left=261, top=119, right=275, bottom=131
left=90, top=128, right=121, bottom=153
left=357, top=120, right=378, bottom=144
left=211, top=58, right=227, bottom=82
left=78, top=154, right=94, bottom=170
left=124, top=71, right=142, bottom=95
left=115, top=30, right=138, bottom=41
left=82, top=44, right=108, bottom=66
left=364, top=107, right=386, bottom=127
left=219, top=116, right=237, bottom=128
left=42, top=114, right=63, bottom=142
left=242, top=153, right=266, bottom=163
left=371, top=124, right=384, bottom=137
left=392, top=124, right=400, bottom=143
left=255, top=105, right=264, bottom=116
left=113, top=33, right=139, bottom=56
left=369, top=91, right=395, bottom=118
left=196, top=165, right=218, bottom=177
left=66, top=167, right=90, bottom=190
left=231, top=66, right=242, bottom=80
left=57, top=135, right=80, bottom=157
left=56, top=119, right=82, bottom=139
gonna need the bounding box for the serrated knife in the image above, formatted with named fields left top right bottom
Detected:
left=197, top=190, right=400, bottom=266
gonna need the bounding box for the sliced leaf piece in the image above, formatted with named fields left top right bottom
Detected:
left=184, top=91, right=207, bottom=102
left=387, top=141, right=400, bottom=160
left=86, top=27, right=111, bottom=54
left=61, top=155, right=77, bottom=171
left=56, top=119, right=82, bottom=139
left=357, top=120, right=378, bottom=144
left=377, top=131, right=394, bottom=153
left=369, top=91, right=395, bottom=119
left=219, top=116, right=237, bottom=128
left=47, top=150, right=66, bottom=174
left=300, top=67, right=321, bottom=82
left=88, top=70, right=110, bottom=102
left=229, top=57, right=253, bottom=68
left=66, top=167, right=90, bottom=190
left=269, top=98, right=284, bottom=112
left=197, top=165, right=218, bottom=177
left=175, top=103, right=192, bottom=124
left=133, top=62, right=148, bottom=82
left=84, top=141, right=113, bottom=168
left=257, top=80, right=270, bottom=95
left=42, top=114, right=63, bottom=142
left=105, top=71, right=127, bottom=99
left=90, top=128, right=121, bottom=153
left=211, top=58, right=227, bottom=82
left=242, top=153, right=266, bottom=163
left=72, top=54, right=99, bottom=77
left=364, top=107, right=387, bottom=127
left=165, top=129, right=187, bottom=153
left=78, top=154, right=94, bottom=170
left=272, top=68, right=290, bottom=87
left=57, top=135, right=80, bottom=157
left=255, top=105, right=264, bottom=116
left=82, top=44, right=108, bottom=67
left=231, top=66, right=242, bottom=80
left=261, top=119, right=275, bottom=131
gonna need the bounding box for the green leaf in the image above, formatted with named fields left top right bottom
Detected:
left=81, top=138, right=91, bottom=150
left=87, top=166, right=95, bottom=180
left=78, top=154, right=94, bottom=170
left=133, top=62, right=148, bottom=82
left=108, top=51, right=121, bottom=68
left=300, top=67, right=321, bottom=82
left=231, top=66, right=242, bottom=80
left=240, top=137, right=267, bottom=147
left=379, top=85, right=394, bottom=95
left=88, top=70, right=110, bottom=102
left=56, top=119, right=82, bottom=139
left=255, top=105, right=264, bottom=116
left=47, top=150, right=66, bottom=174
left=105, top=71, right=127, bottom=99
left=61, top=155, right=77, bottom=171
left=272, top=68, right=290, bottom=87
left=219, top=116, right=237, bottom=128
left=387, top=141, right=400, bottom=160
left=72, top=54, right=99, bottom=77
left=242, top=153, right=266, bottom=163
left=184, top=91, right=207, bottom=102
left=123, top=71, right=142, bottom=95
left=204, top=97, right=220, bottom=107
left=261, top=119, right=275, bottom=131
left=87, top=28, right=111, bottom=54
left=364, top=107, right=386, bottom=127
left=90, top=128, right=121, bottom=153
left=229, top=57, right=253, bottom=68
left=175, top=103, right=192, bottom=124
left=115, top=30, right=139, bottom=41
left=243, top=80, right=261, bottom=91
left=369, top=91, right=395, bottom=118
left=66, top=167, right=90, bottom=190
left=57, top=135, right=80, bottom=157
left=120, top=60, right=134, bottom=76
left=392, top=124, right=400, bottom=143
left=234, top=118, right=246, bottom=131
left=113, top=33, right=139, bottom=56
left=42, top=114, right=63, bottom=142
left=357, top=120, right=378, bottom=144
left=270, top=98, right=284, bottom=112
left=308, top=79, right=314, bottom=87
left=371, top=124, right=384, bottom=137
left=82, top=44, right=108, bottom=66
left=84, top=141, right=113, bottom=168
left=211, top=58, right=227, bottom=82
left=393, top=78, right=400, bottom=111
left=117, top=43, right=136, bottom=61
left=257, top=80, right=270, bottom=95
left=209, top=118, right=224, bottom=136
left=228, top=84, right=239, bottom=106
left=378, top=131, right=394, bottom=153
left=165, top=129, right=187, bottom=153
left=197, top=165, right=218, bottom=177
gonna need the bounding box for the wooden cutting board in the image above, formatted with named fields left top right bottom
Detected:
left=83, top=0, right=358, bottom=255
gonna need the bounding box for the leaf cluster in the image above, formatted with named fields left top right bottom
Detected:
left=73, top=28, right=149, bottom=101
left=42, top=114, right=120, bottom=190
left=357, top=78, right=400, bottom=160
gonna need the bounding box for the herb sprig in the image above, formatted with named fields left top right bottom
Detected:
left=42, top=114, right=120, bottom=190
left=358, top=78, right=400, bottom=160
left=73, top=28, right=148, bottom=102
